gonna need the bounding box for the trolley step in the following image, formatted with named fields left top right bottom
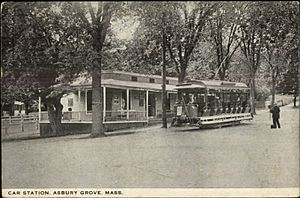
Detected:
left=199, top=113, right=252, bottom=126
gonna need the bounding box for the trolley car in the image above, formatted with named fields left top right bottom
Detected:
left=171, top=80, right=253, bottom=128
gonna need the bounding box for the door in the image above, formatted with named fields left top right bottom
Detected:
left=148, top=93, right=156, bottom=117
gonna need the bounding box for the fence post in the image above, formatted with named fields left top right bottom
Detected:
left=21, top=114, right=24, bottom=132
left=9, top=116, right=12, bottom=124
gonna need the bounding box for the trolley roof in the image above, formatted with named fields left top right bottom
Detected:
left=174, top=80, right=249, bottom=90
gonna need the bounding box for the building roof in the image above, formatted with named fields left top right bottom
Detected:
left=70, top=70, right=178, bottom=92
left=72, top=77, right=176, bottom=92
left=102, top=79, right=176, bottom=91
left=200, top=80, right=248, bottom=89
left=71, top=71, right=248, bottom=91
left=175, top=80, right=249, bottom=90
left=103, top=70, right=178, bottom=81
left=70, top=70, right=178, bottom=85
left=174, top=83, right=206, bottom=90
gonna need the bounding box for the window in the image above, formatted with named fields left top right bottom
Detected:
left=68, top=98, right=73, bottom=107
left=149, top=78, right=155, bottom=83
left=121, top=91, right=125, bottom=110
left=131, top=76, right=138, bottom=81
left=87, top=90, right=92, bottom=111
left=166, top=80, right=169, bottom=84
left=139, top=93, right=144, bottom=107
left=166, top=94, right=171, bottom=110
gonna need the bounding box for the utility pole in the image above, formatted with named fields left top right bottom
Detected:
left=162, top=14, right=167, bottom=128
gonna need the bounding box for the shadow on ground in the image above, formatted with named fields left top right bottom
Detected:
left=76, top=131, right=136, bottom=140
left=171, top=122, right=253, bottom=133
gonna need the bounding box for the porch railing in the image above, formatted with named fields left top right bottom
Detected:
left=40, top=111, right=147, bottom=122
left=156, top=110, right=175, bottom=118
left=105, top=110, right=146, bottom=122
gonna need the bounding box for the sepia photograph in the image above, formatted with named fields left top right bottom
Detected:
left=1, top=1, right=299, bottom=197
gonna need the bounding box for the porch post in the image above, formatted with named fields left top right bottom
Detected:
left=85, top=89, right=87, bottom=112
left=38, top=96, right=41, bottom=121
left=205, top=88, right=208, bottom=109
left=103, top=86, right=106, bottom=122
left=126, top=88, right=129, bottom=120
left=146, top=90, right=149, bottom=121
left=78, top=88, right=81, bottom=121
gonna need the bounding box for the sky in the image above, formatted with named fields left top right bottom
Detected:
left=111, top=16, right=140, bottom=41
left=89, top=2, right=139, bottom=41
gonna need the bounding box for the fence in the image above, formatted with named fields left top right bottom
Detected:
left=40, top=111, right=148, bottom=122
left=1, top=115, right=39, bottom=138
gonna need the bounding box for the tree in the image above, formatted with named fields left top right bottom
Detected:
left=165, top=2, right=219, bottom=83
left=276, top=2, right=299, bottom=107
left=1, top=77, right=15, bottom=116
left=279, top=70, right=299, bottom=107
left=208, top=2, right=242, bottom=80
left=2, top=2, right=86, bottom=135
left=132, top=2, right=175, bottom=128
left=238, top=2, right=267, bottom=114
left=186, top=41, right=216, bottom=81
left=277, top=48, right=299, bottom=107
left=121, top=20, right=176, bottom=77
left=2, top=2, right=127, bottom=137
left=262, top=2, right=299, bottom=107
left=74, top=2, right=125, bottom=137
left=9, top=74, right=39, bottom=115
left=1, top=3, right=34, bottom=115
left=132, top=2, right=219, bottom=127
left=262, top=15, right=286, bottom=107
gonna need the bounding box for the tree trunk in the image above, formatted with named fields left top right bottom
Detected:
left=24, top=102, right=30, bottom=115
left=216, top=43, right=223, bottom=80
left=162, top=30, right=167, bottom=128
left=217, top=51, right=225, bottom=81
left=297, top=2, right=300, bottom=107
left=219, top=69, right=225, bottom=81
left=9, top=102, right=14, bottom=116
left=1, top=103, right=3, bottom=116
left=87, top=1, right=111, bottom=138
left=249, top=75, right=256, bottom=115
left=271, top=70, right=276, bottom=107
left=47, top=98, right=63, bottom=136
left=178, top=67, right=187, bottom=83
left=91, top=64, right=105, bottom=137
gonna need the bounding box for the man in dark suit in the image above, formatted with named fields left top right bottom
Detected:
left=270, top=103, right=281, bottom=128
